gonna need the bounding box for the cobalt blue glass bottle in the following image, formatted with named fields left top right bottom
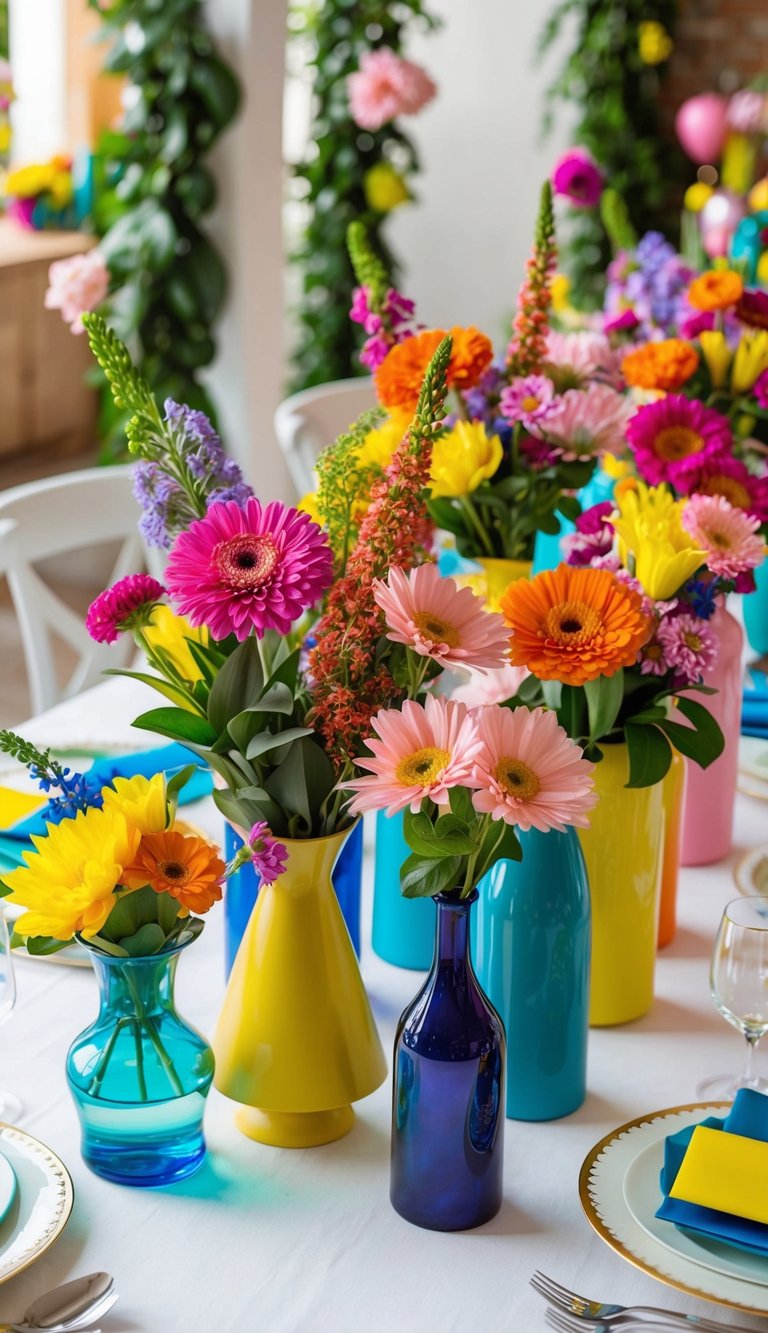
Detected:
left=66, top=936, right=214, bottom=1186
left=390, top=889, right=505, bottom=1231
left=472, top=827, right=590, bottom=1122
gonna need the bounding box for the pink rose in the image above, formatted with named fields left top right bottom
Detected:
left=347, top=49, right=436, bottom=132
left=44, top=249, right=110, bottom=334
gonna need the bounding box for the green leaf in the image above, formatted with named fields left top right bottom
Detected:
left=448, top=786, right=475, bottom=823
left=133, top=707, right=217, bottom=747
left=23, top=935, right=70, bottom=956
left=403, top=809, right=476, bottom=858
left=103, top=667, right=197, bottom=711
left=671, top=696, right=725, bottom=767
left=207, top=638, right=264, bottom=735
left=584, top=671, right=624, bottom=743
left=264, top=737, right=336, bottom=834
left=245, top=727, right=314, bottom=761
left=400, top=853, right=462, bottom=899
left=165, top=763, right=197, bottom=807
left=624, top=724, right=672, bottom=788
left=119, top=923, right=168, bottom=957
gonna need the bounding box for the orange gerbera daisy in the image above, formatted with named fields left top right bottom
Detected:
left=621, top=338, right=700, bottom=392
left=375, top=326, right=493, bottom=410
left=687, top=269, right=744, bottom=313
left=122, top=830, right=225, bottom=915
left=500, top=564, right=651, bottom=687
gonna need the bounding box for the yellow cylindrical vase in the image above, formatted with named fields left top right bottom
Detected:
left=658, top=749, right=687, bottom=950
left=459, top=557, right=532, bottom=612
left=213, top=823, right=387, bottom=1147
left=578, top=744, right=664, bottom=1027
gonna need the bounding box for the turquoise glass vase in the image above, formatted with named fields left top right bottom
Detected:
left=532, top=467, right=615, bottom=574
left=66, top=935, right=214, bottom=1186
left=371, top=811, right=435, bottom=970
left=472, top=827, right=590, bottom=1121
left=744, top=561, right=768, bottom=657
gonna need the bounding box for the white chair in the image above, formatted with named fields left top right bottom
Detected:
left=0, top=465, right=164, bottom=715
left=274, top=377, right=376, bottom=496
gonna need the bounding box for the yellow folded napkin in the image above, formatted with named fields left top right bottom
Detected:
left=669, top=1123, right=768, bottom=1225
left=0, top=786, right=46, bottom=828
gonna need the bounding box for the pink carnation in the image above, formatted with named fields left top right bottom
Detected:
left=681, top=494, right=765, bottom=580
left=656, top=612, right=718, bottom=684
left=44, top=250, right=109, bottom=334
left=86, top=574, right=165, bottom=645
left=531, top=383, right=633, bottom=460
left=347, top=49, right=436, bottom=131
left=551, top=148, right=603, bottom=208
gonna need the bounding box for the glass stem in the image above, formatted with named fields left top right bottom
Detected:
left=743, top=1033, right=760, bottom=1086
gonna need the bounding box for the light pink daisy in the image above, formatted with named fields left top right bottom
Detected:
left=165, top=498, right=334, bottom=641
left=544, top=331, right=624, bottom=388
left=86, top=574, right=165, bottom=644
left=373, top=563, right=510, bottom=674
left=45, top=250, right=109, bottom=334
left=344, top=695, right=482, bottom=818
left=531, top=383, right=633, bottom=460
left=656, top=613, right=718, bottom=684
left=681, top=494, right=765, bottom=580
left=499, top=374, right=556, bottom=427
left=347, top=49, right=436, bottom=131
left=471, top=705, right=596, bottom=833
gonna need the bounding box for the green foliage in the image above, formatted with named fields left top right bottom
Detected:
left=538, top=0, right=687, bottom=307
left=87, top=0, right=241, bottom=452
left=400, top=796, right=521, bottom=900
left=347, top=220, right=389, bottom=308
left=600, top=187, right=638, bottom=253
left=315, top=407, right=386, bottom=573
left=289, top=0, right=438, bottom=390
left=0, top=3, right=8, bottom=60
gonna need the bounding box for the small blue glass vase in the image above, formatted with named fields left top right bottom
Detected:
left=371, top=811, right=435, bottom=970
left=224, top=818, right=363, bottom=974
left=66, top=935, right=214, bottom=1187
left=472, top=827, right=590, bottom=1122
left=390, top=890, right=505, bottom=1231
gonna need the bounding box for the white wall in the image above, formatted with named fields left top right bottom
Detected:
left=8, top=0, right=66, bottom=162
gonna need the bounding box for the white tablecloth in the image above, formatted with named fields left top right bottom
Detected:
left=2, top=677, right=768, bottom=1332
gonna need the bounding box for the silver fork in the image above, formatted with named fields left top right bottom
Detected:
left=544, top=1314, right=739, bottom=1333
left=531, top=1271, right=761, bottom=1332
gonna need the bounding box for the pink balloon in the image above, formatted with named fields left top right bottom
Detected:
left=675, top=94, right=729, bottom=163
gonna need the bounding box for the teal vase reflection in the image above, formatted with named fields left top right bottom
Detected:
left=371, top=811, right=435, bottom=970
left=744, top=561, right=768, bottom=657
left=472, top=827, right=590, bottom=1121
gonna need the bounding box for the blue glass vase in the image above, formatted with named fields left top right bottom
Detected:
left=66, top=935, right=214, bottom=1186
left=472, top=828, right=590, bottom=1121
left=744, top=560, right=768, bottom=657
left=371, top=811, right=435, bottom=970
left=224, top=818, right=363, bottom=974
left=390, top=890, right=505, bottom=1231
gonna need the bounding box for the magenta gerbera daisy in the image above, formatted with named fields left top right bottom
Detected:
left=626, top=395, right=732, bottom=487
left=471, top=705, right=596, bottom=833
left=165, top=498, right=333, bottom=641
left=373, top=563, right=510, bottom=674
left=86, top=573, right=165, bottom=645
left=681, top=493, right=765, bottom=580
left=675, top=455, right=768, bottom=525
left=656, top=612, right=717, bottom=685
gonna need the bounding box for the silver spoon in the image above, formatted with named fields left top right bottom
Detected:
left=0, top=1273, right=115, bottom=1333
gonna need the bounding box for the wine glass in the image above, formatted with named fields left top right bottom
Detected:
left=698, top=897, right=768, bottom=1100
left=0, top=912, right=21, bottom=1122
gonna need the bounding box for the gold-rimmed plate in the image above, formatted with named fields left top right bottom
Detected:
left=0, top=1125, right=74, bottom=1283
left=734, top=844, right=768, bottom=897
left=579, top=1103, right=768, bottom=1317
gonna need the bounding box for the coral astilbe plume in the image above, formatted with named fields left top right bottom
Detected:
left=506, top=181, right=557, bottom=378
left=309, top=336, right=452, bottom=768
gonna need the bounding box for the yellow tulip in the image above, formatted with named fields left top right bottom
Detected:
left=430, top=421, right=503, bottom=499
left=684, top=182, right=713, bottom=214
left=611, top=483, right=706, bottom=600
left=601, top=454, right=632, bottom=481
left=731, top=331, right=768, bottom=394
left=144, top=603, right=207, bottom=685
left=363, top=163, right=410, bottom=213
left=699, top=330, right=733, bottom=390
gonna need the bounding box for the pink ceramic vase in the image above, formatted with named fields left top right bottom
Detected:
left=680, top=606, right=743, bottom=867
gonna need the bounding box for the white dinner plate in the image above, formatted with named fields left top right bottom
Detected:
left=0, top=1124, right=73, bottom=1283
left=739, top=737, right=768, bottom=784
left=580, top=1103, right=768, bottom=1316
left=0, top=1153, right=16, bottom=1227
left=734, top=844, right=768, bottom=897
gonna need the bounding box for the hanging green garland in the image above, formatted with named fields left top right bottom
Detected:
left=538, top=1, right=688, bottom=308
left=289, top=0, right=438, bottom=392
left=88, top=0, right=240, bottom=433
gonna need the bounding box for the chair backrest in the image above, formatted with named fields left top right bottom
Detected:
left=0, top=465, right=163, bottom=715
left=274, top=377, right=376, bottom=496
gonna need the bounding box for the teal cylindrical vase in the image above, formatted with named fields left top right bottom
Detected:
left=371, top=811, right=435, bottom=970
left=744, top=561, right=768, bottom=657
left=472, top=827, right=590, bottom=1121
left=532, top=468, right=615, bottom=575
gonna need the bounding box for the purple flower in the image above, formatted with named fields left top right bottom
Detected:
left=246, top=821, right=288, bottom=885
left=499, top=374, right=556, bottom=427
left=603, top=231, right=695, bottom=339
left=350, top=284, right=416, bottom=369
left=552, top=148, right=603, bottom=208
left=564, top=501, right=616, bottom=565
left=656, top=611, right=718, bottom=684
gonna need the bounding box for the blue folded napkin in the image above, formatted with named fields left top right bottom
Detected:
left=656, top=1088, right=768, bottom=1255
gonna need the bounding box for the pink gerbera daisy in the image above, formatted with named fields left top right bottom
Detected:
left=499, top=374, right=556, bottom=427
left=531, top=383, right=633, bottom=460
left=675, top=455, right=768, bottom=525
left=86, top=573, right=165, bottom=644
left=656, top=612, right=718, bottom=684
left=373, top=563, right=510, bottom=674
left=165, top=498, right=333, bottom=641
left=544, top=331, right=624, bottom=388
left=344, top=695, right=482, bottom=818
left=681, top=494, right=765, bottom=580
left=471, top=705, right=596, bottom=833
left=626, top=395, right=732, bottom=487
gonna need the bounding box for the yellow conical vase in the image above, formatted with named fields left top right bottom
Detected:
left=213, top=823, right=387, bottom=1147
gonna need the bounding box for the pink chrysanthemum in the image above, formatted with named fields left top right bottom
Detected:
left=675, top=455, right=768, bottom=524
left=639, top=637, right=669, bottom=677
left=165, top=498, right=333, bottom=641
left=373, top=563, right=510, bottom=674
left=551, top=148, right=603, bottom=208
left=531, top=383, right=633, bottom=460
left=471, top=705, right=596, bottom=833
left=499, top=374, right=556, bottom=427
left=681, top=494, right=765, bottom=580
left=544, top=331, right=624, bottom=388
left=627, top=395, right=732, bottom=486
left=86, top=574, right=165, bottom=645
left=246, top=821, right=288, bottom=886
left=656, top=612, right=717, bottom=684
left=344, top=695, right=482, bottom=818
left=347, top=49, right=436, bottom=131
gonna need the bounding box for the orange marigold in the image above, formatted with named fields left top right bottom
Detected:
left=687, top=269, right=744, bottom=313
left=122, top=829, right=225, bottom=915
left=621, top=339, right=699, bottom=392
left=375, top=326, right=493, bottom=410
left=500, top=564, right=651, bottom=687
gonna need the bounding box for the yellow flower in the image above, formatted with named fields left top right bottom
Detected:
left=611, top=483, right=706, bottom=600
left=699, top=330, right=733, bottom=390
left=102, top=773, right=168, bottom=838
left=0, top=123, right=10, bottom=155
left=601, top=454, right=633, bottom=481
left=363, top=163, right=410, bottom=213
left=731, top=331, right=768, bottom=394
left=684, top=182, right=713, bottom=213
left=298, top=492, right=324, bottom=527
left=758, top=252, right=768, bottom=287
left=355, top=412, right=411, bottom=470
left=430, top=421, right=503, bottom=499
left=5, top=162, right=53, bottom=199
left=638, top=21, right=673, bottom=64
left=721, top=133, right=756, bottom=196
left=3, top=806, right=140, bottom=942
left=749, top=177, right=768, bottom=212
left=48, top=168, right=73, bottom=210
left=550, top=273, right=571, bottom=312
left=144, top=604, right=207, bottom=684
